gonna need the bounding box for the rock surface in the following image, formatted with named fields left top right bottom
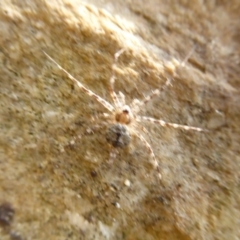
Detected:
left=0, top=0, right=239, bottom=239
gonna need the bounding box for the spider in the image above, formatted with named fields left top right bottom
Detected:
left=43, top=49, right=205, bottom=179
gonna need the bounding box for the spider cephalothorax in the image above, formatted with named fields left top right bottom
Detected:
left=115, top=105, right=133, bottom=125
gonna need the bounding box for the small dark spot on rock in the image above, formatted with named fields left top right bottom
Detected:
left=10, top=231, right=23, bottom=240
left=0, top=202, right=15, bottom=227
left=90, top=170, right=97, bottom=178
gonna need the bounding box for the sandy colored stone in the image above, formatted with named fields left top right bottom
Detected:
left=0, top=0, right=239, bottom=239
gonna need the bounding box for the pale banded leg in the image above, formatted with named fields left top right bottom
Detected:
left=134, top=46, right=196, bottom=114
left=134, top=131, right=161, bottom=180
left=108, top=147, right=119, bottom=164
left=134, top=122, right=153, bottom=145
left=134, top=78, right=172, bottom=114
left=180, top=45, right=196, bottom=67
left=63, top=120, right=108, bottom=151
left=137, top=116, right=206, bottom=132
left=43, top=51, right=115, bottom=112
left=109, top=49, right=125, bottom=108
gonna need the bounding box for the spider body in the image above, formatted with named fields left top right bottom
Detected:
left=43, top=49, right=206, bottom=179
left=107, top=104, right=133, bottom=148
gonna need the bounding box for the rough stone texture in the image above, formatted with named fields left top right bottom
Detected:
left=0, top=0, right=239, bottom=239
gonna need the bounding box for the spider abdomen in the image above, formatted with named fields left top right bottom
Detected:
left=106, top=124, right=131, bottom=148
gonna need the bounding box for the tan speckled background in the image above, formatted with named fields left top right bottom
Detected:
left=0, top=0, right=239, bottom=239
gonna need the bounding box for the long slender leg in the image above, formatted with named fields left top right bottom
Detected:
left=134, top=46, right=196, bottom=114
left=108, top=147, right=119, bottom=164
left=43, top=51, right=115, bottom=112
left=134, top=122, right=154, bottom=145
left=180, top=45, right=196, bottom=67
left=109, top=49, right=125, bottom=108
left=137, top=116, right=207, bottom=132
left=134, top=131, right=161, bottom=180
left=134, top=78, right=172, bottom=114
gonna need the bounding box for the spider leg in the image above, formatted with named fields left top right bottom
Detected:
left=180, top=44, right=196, bottom=67
left=133, top=122, right=153, bottom=145
left=63, top=119, right=108, bottom=151
left=43, top=51, right=115, bottom=112
left=137, top=116, right=207, bottom=132
left=134, top=78, right=172, bottom=113
left=134, top=46, right=196, bottom=114
left=109, top=49, right=125, bottom=108
left=133, top=131, right=162, bottom=180
left=108, top=147, right=119, bottom=164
